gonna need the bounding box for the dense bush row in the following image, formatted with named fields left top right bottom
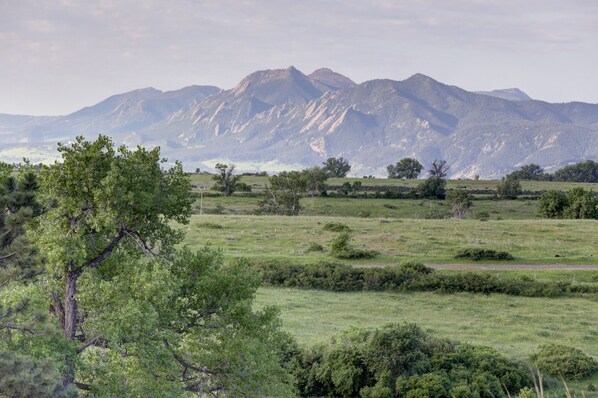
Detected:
left=287, top=323, right=532, bottom=398
left=253, top=261, right=598, bottom=297
left=455, top=248, right=514, bottom=261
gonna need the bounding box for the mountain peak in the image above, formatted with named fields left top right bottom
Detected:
left=231, top=67, right=322, bottom=106
left=308, top=68, right=356, bottom=92
left=475, top=88, right=532, bottom=101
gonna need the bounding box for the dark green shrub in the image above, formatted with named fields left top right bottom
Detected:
left=417, top=177, right=446, bottom=199
left=196, top=222, right=224, bottom=229
left=531, top=344, right=597, bottom=380
left=474, top=210, right=490, bottom=221
left=455, top=248, right=514, bottom=261
left=306, top=242, right=324, bottom=252
left=330, top=232, right=378, bottom=260
left=322, top=222, right=351, bottom=232
left=291, top=324, right=531, bottom=398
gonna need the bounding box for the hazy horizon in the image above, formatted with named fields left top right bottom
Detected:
left=2, top=0, right=597, bottom=115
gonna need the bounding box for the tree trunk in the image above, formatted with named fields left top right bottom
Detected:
left=62, top=267, right=79, bottom=386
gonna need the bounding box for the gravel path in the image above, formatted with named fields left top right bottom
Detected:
left=353, top=264, right=598, bottom=270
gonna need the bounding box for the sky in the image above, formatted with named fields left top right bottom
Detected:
left=1, top=0, right=597, bottom=115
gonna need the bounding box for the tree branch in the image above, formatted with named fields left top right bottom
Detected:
left=76, top=336, right=105, bottom=354
left=162, top=339, right=214, bottom=377
left=1, top=323, right=39, bottom=335
left=84, top=230, right=126, bottom=270
left=123, top=229, right=157, bottom=256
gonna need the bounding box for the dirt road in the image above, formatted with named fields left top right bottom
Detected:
left=353, top=264, right=598, bottom=270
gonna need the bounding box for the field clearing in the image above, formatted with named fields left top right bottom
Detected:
left=254, top=287, right=598, bottom=358
left=195, top=195, right=540, bottom=219
left=190, top=174, right=598, bottom=193
left=255, top=287, right=598, bottom=395
left=181, top=215, right=598, bottom=265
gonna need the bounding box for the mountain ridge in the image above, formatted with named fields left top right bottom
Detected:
left=1, top=67, right=596, bottom=178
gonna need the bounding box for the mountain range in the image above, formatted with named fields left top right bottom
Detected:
left=1, top=66, right=597, bottom=178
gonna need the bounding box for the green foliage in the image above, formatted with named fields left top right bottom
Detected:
left=506, top=164, right=548, bottom=181
left=303, top=166, right=328, bottom=197
left=254, top=261, right=597, bottom=297
left=538, top=188, right=598, bottom=219
left=553, top=160, right=598, bottom=182
left=387, top=158, right=423, bottom=179
left=259, top=171, right=308, bottom=215
left=474, top=210, right=490, bottom=221
left=563, top=187, right=598, bottom=219
left=446, top=188, right=473, bottom=219
left=417, top=177, right=446, bottom=199
left=0, top=350, right=78, bottom=398
left=33, top=135, right=194, bottom=390
left=0, top=169, right=43, bottom=283
left=322, top=222, right=352, bottom=232
left=455, top=248, right=514, bottom=261
left=322, top=157, right=352, bottom=178
left=306, top=242, right=325, bottom=252
left=531, top=344, right=597, bottom=380
left=212, top=163, right=242, bottom=196
left=290, top=323, right=531, bottom=397
left=538, top=190, right=568, bottom=218
left=497, top=179, right=523, bottom=199
left=330, top=232, right=379, bottom=260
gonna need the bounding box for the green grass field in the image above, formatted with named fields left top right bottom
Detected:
left=194, top=195, right=541, bottom=219
left=184, top=176, right=598, bottom=395
left=190, top=173, right=598, bottom=193
left=255, top=286, right=598, bottom=396
left=182, top=215, right=598, bottom=265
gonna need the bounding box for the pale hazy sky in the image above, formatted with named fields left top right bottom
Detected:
left=1, top=0, right=597, bottom=115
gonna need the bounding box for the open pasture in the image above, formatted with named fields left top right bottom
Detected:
left=182, top=215, right=598, bottom=265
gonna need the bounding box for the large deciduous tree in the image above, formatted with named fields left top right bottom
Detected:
left=387, top=158, right=423, bottom=179
left=322, top=157, right=351, bottom=178
left=428, top=159, right=450, bottom=178
left=212, top=163, right=241, bottom=196
left=35, top=135, right=193, bottom=387
left=258, top=171, right=308, bottom=215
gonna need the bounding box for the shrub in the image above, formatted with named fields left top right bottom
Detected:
left=306, top=242, right=324, bottom=252
left=474, top=210, right=490, bottom=221
left=531, top=344, right=597, bottom=380
left=417, top=177, right=446, bottom=199
left=291, top=323, right=530, bottom=398
left=455, top=248, right=514, bottom=261
left=322, top=222, right=351, bottom=232
left=330, top=232, right=378, bottom=260
left=497, top=179, right=522, bottom=199
left=196, top=222, right=224, bottom=229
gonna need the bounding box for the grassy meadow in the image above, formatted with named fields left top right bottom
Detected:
left=183, top=176, right=598, bottom=395
left=182, top=215, right=598, bottom=265
left=254, top=287, right=598, bottom=396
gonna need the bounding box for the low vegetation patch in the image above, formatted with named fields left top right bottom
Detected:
left=306, top=242, right=325, bottom=252
left=253, top=261, right=598, bottom=297
left=322, top=222, right=351, bottom=232
left=329, top=232, right=379, bottom=260
left=532, top=344, right=598, bottom=380
left=196, top=221, right=224, bottom=229
left=455, top=248, right=514, bottom=261
left=290, top=323, right=531, bottom=398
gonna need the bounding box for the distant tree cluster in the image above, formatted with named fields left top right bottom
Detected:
left=387, top=158, right=423, bottom=179
left=538, top=187, right=598, bottom=219
left=507, top=161, right=598, bottom=183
